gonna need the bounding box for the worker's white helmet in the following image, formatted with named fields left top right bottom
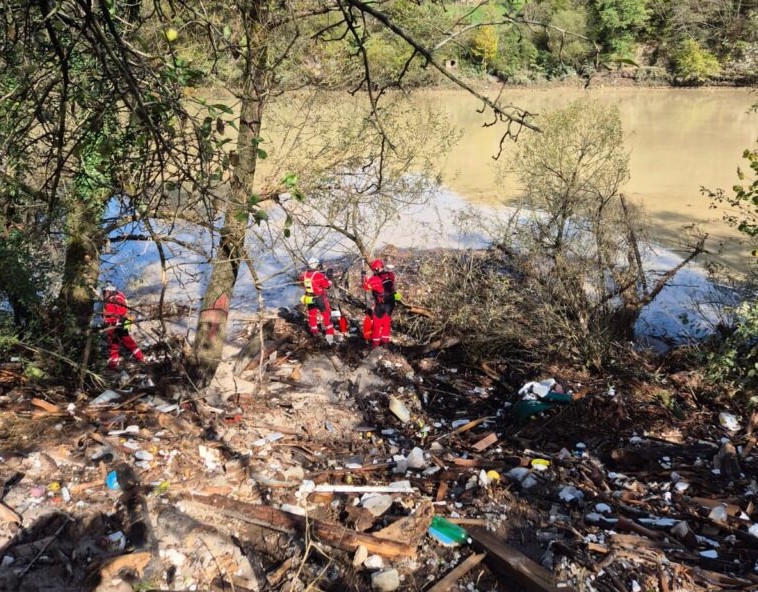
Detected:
left=104, top=285, right=117, bottom=293
left=307, top=257, right=319, bottom=269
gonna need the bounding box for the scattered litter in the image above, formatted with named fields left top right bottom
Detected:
left=718, top=412, right=740, bottom=432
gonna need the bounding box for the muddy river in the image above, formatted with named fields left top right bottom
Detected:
left=422, top=86, right=758, bottom=267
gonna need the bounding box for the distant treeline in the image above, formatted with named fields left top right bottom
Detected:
left=282, top=0, right=758, bottom=87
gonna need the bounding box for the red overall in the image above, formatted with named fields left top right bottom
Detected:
left=299, top=269, right=334, bottom=336
left=363, top=269, right=396, bottom=348
left=103, top=290, right=144, bottom=368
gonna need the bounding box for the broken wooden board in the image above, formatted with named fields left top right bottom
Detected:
left=469, top=527, right=576, bottom=592
left=189, top=494, right=416, bottom=558
left=427, top=552, right=486, bottom=592
left=374, top=499, right=434, bottom=546
left=471, top=432, right=498, bottom=452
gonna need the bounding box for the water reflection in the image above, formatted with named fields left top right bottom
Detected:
left=417, top=87, right=758, bottom=268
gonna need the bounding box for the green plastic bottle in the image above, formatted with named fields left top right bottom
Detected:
left=428, top=515, right=470, bottom=546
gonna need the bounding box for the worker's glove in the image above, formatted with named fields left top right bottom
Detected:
left=393, top=291, right=402, bottom=302
left=300, top=295, right=314, bottom=305
left=122, top=317, right=133, bottom=331
left=325, top=268, right=334, bottom=280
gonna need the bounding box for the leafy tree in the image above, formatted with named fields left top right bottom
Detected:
left=470, top=25, right=500, bottom=69
left=590, top=0, right=650, bottom=58
left=0, top=0, right=596, bottom=386
left=498, top=100, right=705, bottom=368
left=670, top=37, right=722, bottom=84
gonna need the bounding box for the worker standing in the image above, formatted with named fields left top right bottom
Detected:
left=102, top=285, right=144, bottom=369
left=362, top=259, right=399, bottom=349
left=300, top=258, right=335, bottom=345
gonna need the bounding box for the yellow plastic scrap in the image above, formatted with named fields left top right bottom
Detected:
left=486, top=470, right=501, bottom=482
left=152, top=481, right=170, bottom=496
left=530, top=458, right=551, bottom=471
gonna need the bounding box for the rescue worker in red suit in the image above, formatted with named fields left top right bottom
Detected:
left=103, top=286, right=144, bottom=369
left=362, top=259, right=397, bottom=349
left=299, top=258, right=335, bottom=345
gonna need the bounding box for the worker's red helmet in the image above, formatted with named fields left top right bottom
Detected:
left=370, top=259, right=384, bottom=271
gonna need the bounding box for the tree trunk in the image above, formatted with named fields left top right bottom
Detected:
left=189, top=1, right=268, bottom=386
left=56, top=197, right=104, bottom=364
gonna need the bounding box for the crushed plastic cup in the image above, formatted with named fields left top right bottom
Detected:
left=531, top=458, right=551, bottom=471
left=388, top=396, right=410, bottom=423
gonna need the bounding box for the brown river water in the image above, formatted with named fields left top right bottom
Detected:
left=422, top=87, right=758, bottom=268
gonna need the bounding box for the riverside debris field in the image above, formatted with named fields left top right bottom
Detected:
left=1, top=248, right=757, bottom=592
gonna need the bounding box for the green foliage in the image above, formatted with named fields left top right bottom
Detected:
left=0, top=230, right=53, bottom=330
left=548, top=7, right=594, bottom=66
left=590, top=0, right=649, bottom=58
left=505, top=100, right=644, bottom=369
left=670, top=37, right=721, bottom=84
left=706, top=301, right=758, bottom=391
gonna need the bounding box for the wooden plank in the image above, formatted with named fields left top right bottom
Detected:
left=189, top=494, right=415, bottom=558
left=435, top=417, right=492, bottom=442
left=427, top=553, right=486, bottom=592
left=30, top=398, right=61, bottom=413
left=471, top=432, right=498, bottom=452
left=469, top=527, right=574, bottom=592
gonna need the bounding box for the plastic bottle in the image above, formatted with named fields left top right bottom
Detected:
left=428, top=515, right=470, bottom=546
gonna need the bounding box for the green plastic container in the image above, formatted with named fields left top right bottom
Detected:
left=428, top=515, right=470, bottom=546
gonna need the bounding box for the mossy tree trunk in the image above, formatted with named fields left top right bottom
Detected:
left=189, top=1, right=269, bottom=386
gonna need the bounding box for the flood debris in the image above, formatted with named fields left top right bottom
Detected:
left=1, top=252, right=758, bottom=592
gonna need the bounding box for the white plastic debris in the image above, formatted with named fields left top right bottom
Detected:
left=559, top=486, right=584, bottom=503
left=280, top=503, right=306, bottom=516
left=708, top=505, right=729, bottom=523
left=748, top=523, right=758, bottom=538
left=699, top=550, right=719, bottom=559
left=518, top=378, right=556, bottom=400
left=252, top=432, right=285, bottom=447
left=595, top=503, right=612, bottom=514
left=371, top=569, right=400, bottom=591
left=364, top=554, right=384, bottom=570
left=639, top=517, right=676, bottom=527
left=405, top=447, right=426, bottom=469
left=90, top=390, right=121, bottom=405
left=506, top=467, right=531, bottom=482
left=361, top=494, right=393, bottom=517
left=719, top=412, right=740, bottom=431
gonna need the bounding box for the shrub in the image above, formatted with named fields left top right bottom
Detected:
left=670, top=37, right=721, bottom=84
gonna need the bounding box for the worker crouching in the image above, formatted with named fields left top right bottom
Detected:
left=102, top=285, right=145, bottom=369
